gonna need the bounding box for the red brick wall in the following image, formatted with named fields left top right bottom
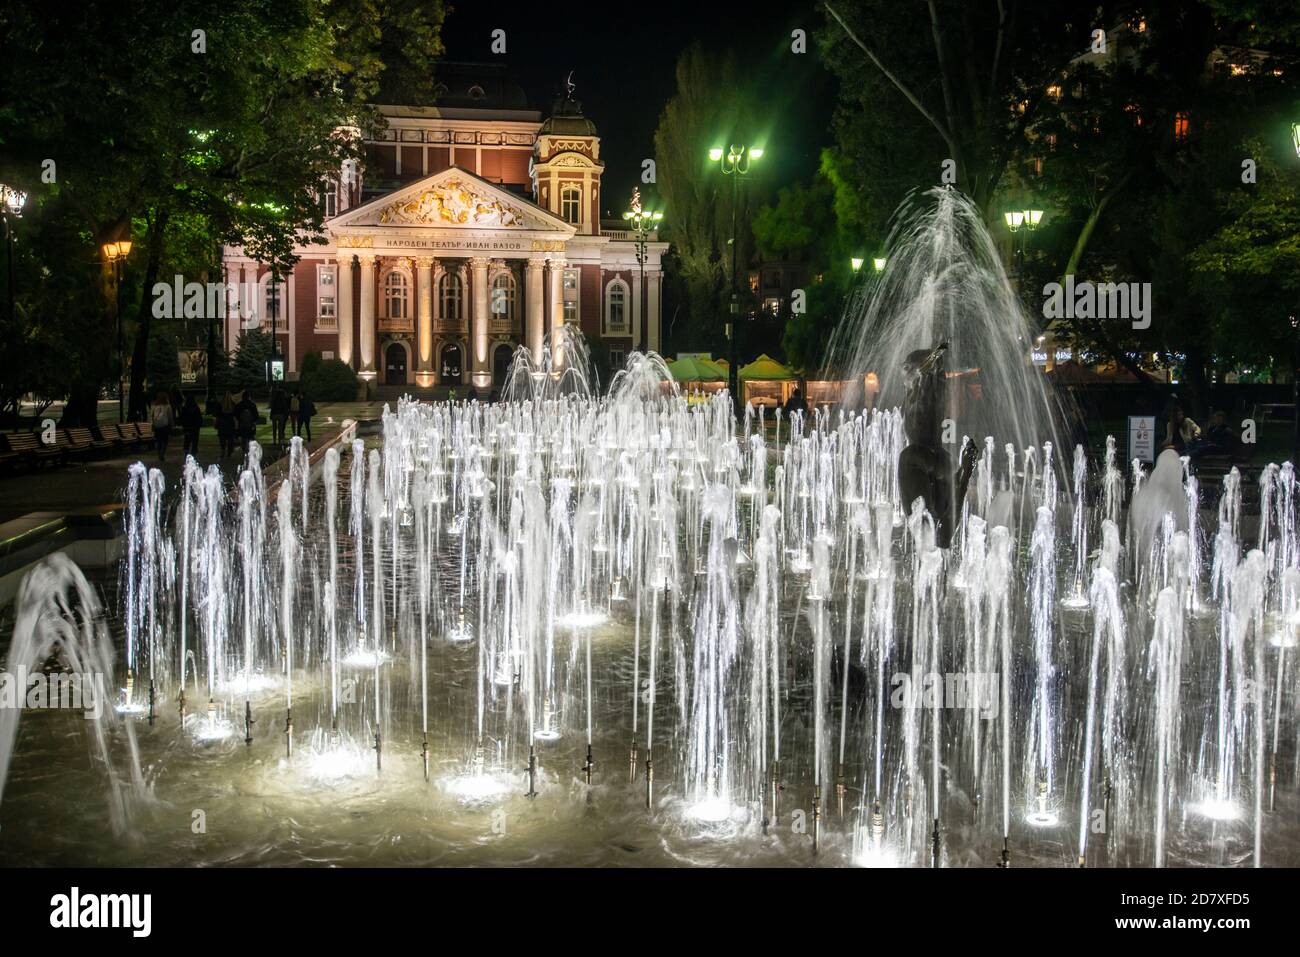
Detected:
left=501, top=150, right=530, bottom=187
left=580, top=265, right=601, bottom=338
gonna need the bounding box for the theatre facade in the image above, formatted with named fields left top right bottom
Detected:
left=220, top=70, right=667, bottom=391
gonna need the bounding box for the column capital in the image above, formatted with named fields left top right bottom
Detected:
left=414, top=256, right=435, bottom=268
left=469, top=255, right=490, bottom=270
left=355, top=251, right=376, bottom=263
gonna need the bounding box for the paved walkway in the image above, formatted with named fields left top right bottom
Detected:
left=0, top=401, right=386, bottom=523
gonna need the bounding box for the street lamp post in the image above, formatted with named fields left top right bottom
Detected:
left=267, top=267, right=279, bottom=384
left=1003, top=208, right=1044, bottom=302
left=710, top=144, right=762, bottom=411
left=101, top=239, right=134, bottom=423
left=1, top=184, right=26, bottom=331
left=623, top=189, right=663, bottom=354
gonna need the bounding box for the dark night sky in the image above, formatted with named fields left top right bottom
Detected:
left=437, top=0, right=835, bottom=210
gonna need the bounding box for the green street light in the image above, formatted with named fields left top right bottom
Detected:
left=709, top=143, right=763, bottom=410
left=851, top=257, right=864, bottom=272
left=1293, top=122, right=1300, bottom=158
left=873, top=257, right=887, bottom=272
left=1004, top=210, right=1025, bottom=231
left=624, top=189, right=664, bottom=353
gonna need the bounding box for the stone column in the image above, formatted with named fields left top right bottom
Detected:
left=525, top=256, right=545, bottom=363
left=335, top=253, right=354, bottom=367
left=357, top=253, right=376, bottom=377
left=415, top=257, right=434, bottom=386
left=547, top=255, right=566, bottom=368
left=470, top=256, right=491, bottom=389
left=647, top=270, right=663, bottom=354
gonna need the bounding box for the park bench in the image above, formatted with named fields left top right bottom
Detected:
left=136, top=422, right=155, bottom=445
left=117, top=423, right=146, bottom=449
left=53, top=429, right=95, bottom=461
left=72, top=426, right=115, bottom=454
left=4, top=431, right=64, bottom=467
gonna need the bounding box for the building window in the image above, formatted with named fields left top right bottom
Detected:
left=1174, top=111, right=1190, bottom=141
left=440, top=271, right=463, bottom=322
left=605, top=278, right=629, bottom=334
left=384, top=270, right=409, bottom=319
left=764, top=297, right=782, bottom=316
left=491, top=271, right=516, bottom=321
left=317, top=263, right=337, bottom=326
left=561, top=185, right=582, bottom=225
left=610, top=349, right=625, bottom=370
left=262, top=275, right=282, bottom=328
left=320, top=180, right=337, bottom=219
left=563, top=269, right=579, bottom=322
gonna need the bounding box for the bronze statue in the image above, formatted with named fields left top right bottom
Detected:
left=897, top=342, right=979, bottom=549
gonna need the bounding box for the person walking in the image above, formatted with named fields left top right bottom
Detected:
left=288, top=391, right=300, bottom=438
left=269, top=386, right=289, bottom=447
left=180, top=393, right=203, bottom=459
left=151, top=391, right=174, bottom=463
left=296, top=390, right=316, bottom=442
left=234, top=390, right=260, bottom=459
left=217, top=390, right=237, bottom=459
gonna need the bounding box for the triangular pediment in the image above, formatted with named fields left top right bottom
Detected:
left=329, top=167, right=574, bottom=234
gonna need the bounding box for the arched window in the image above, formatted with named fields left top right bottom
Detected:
left=605, top=278, right=629, bottom=334
left=440, top=271, right=464, bottom=322
left=491, top=271, right=516, bottom=321
left=561, top=185, right=582, bottom=225
left=384, top=270, right=409, bottom=319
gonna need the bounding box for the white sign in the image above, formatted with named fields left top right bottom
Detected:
left=1128, top=415, right=1157, bottom=463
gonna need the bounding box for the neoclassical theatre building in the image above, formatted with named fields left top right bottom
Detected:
left=221, top=65, right=667, bottom=391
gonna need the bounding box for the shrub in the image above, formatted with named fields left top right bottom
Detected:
left=300, top=358, right=358, bottom=401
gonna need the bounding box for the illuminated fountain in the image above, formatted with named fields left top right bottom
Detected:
left=1, top=194, right=1297, bottom=868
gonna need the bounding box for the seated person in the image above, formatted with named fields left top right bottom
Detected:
left=1161, top=406, right=1200, bottom=454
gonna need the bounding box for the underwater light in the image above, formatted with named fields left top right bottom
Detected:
left=1025, top=809, right=1060, bottom=827
left=533, top=727, right=561, bottom=742
left=445, top=771, right=511, bottom=803
left=853, top=845, right=898, bottom=868
left=341, top=647, right=390, bottom=669
left=215, top=671, right=279, bottom=695
left=686, top=796, right=736, bottom=824
left=303, top=744, right=370, bottom=781
left=188, top=714, right=235, bottom=743
left=1191, top=797, right=1241, bottom=821
left=1060, top=592, right=1091, bottom=610
left=556, top=609, right=609, bottom=630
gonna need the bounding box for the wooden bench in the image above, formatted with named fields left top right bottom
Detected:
left=136, top=421, right=155, bottom=445
left=72, top=426, right=115, bottom=453
left=118, top=423, right=145, bottom=448
left=4, top=431, right=64, bottom=466
left=53, top=429, right=95, bottom=461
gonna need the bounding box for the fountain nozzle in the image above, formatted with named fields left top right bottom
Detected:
left=374, top=730, right=382, bottom=773
left=835, top=763, right=846, bottom=819
left=526, top=745, right=538, bottom=799
left=243, top=700, right=254, bottom=746
left=177, top=687, right=186, bottom=722
left=812, top=785, right=822, bottom=855
left=629, top=741, right=638, bottom=783
left=422, top=733, right=430, bottom=782
left=931, top=817, right=942, bottom=868
left=645, top=757, right=654, bottom=810
left=284, top=707, right=293, bottom=759
left=999, top=837, right=1010, bottom=868
left=583, top=744, right=594, bottom=786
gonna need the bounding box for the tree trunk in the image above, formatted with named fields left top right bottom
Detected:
left=127, top=208, right=169, bottom=421
left=61, top=247, right=119, bottom=428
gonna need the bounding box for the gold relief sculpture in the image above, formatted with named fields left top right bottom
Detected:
left=379, top=179, right=527, bottom=227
